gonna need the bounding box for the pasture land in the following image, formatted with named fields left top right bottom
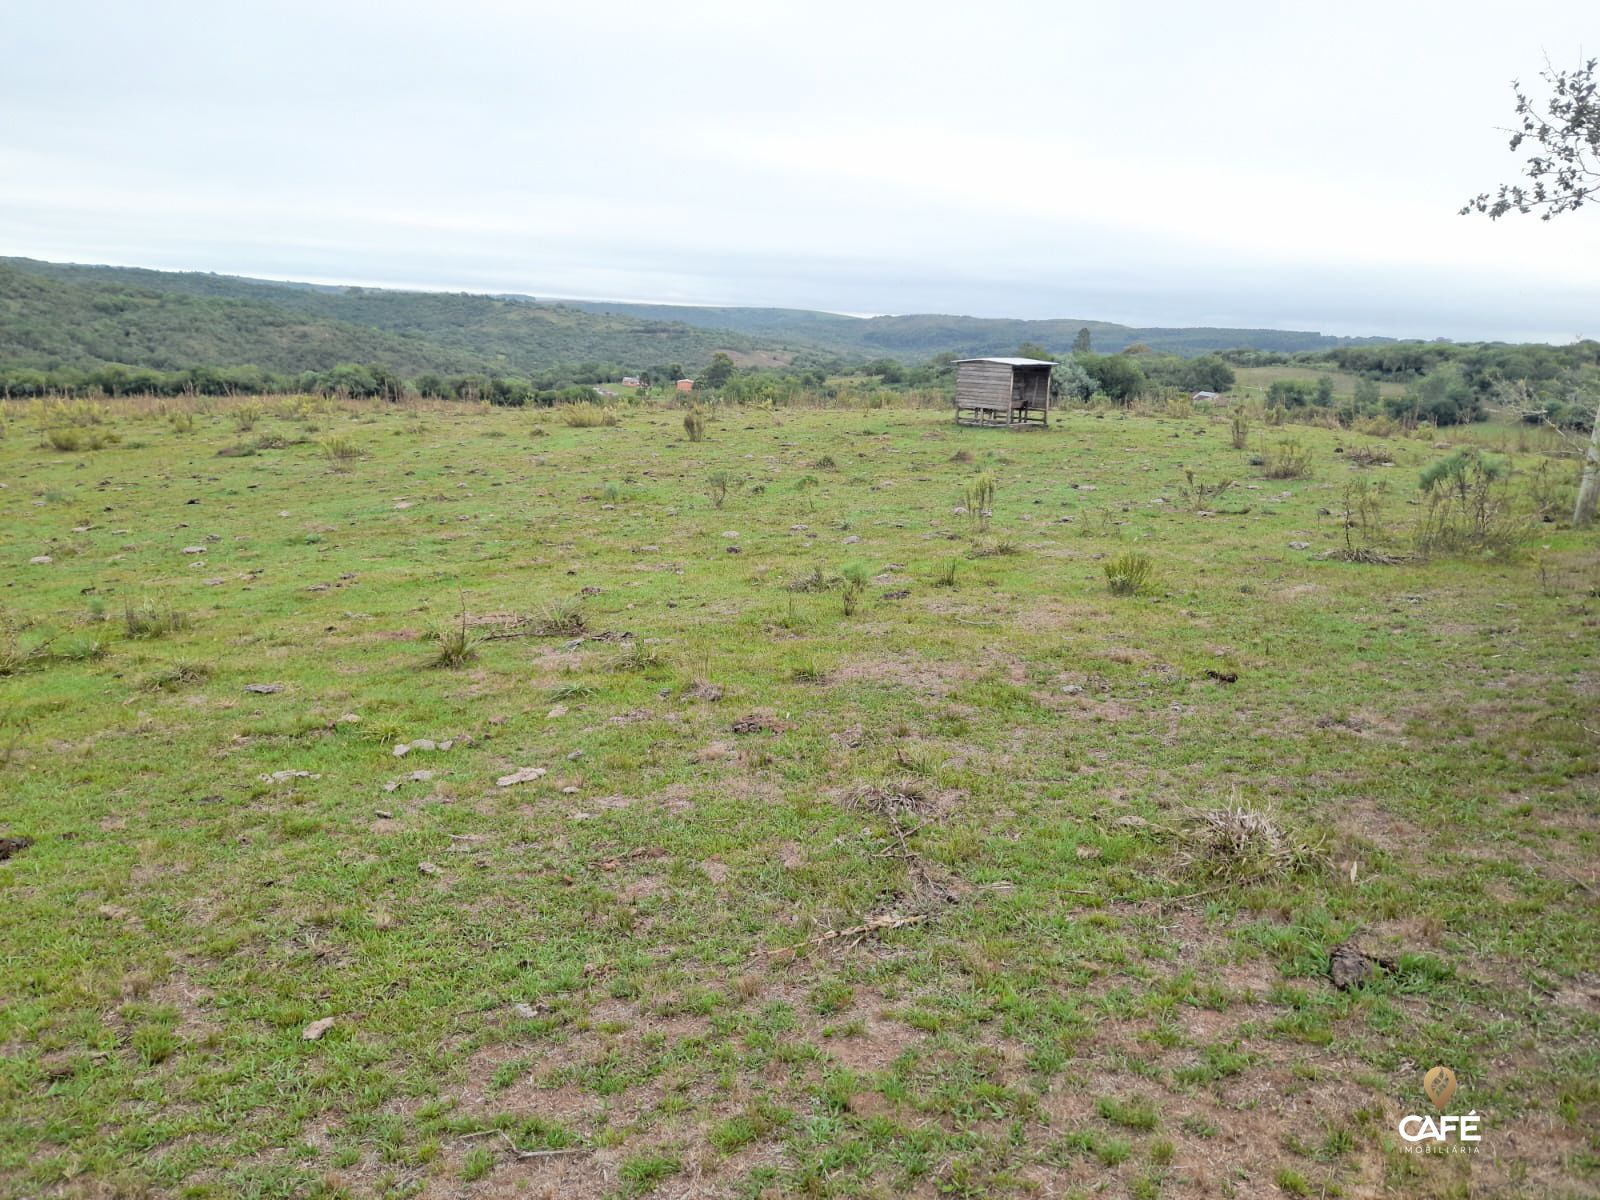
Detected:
left=1, top=397, right=1596, bottom=1199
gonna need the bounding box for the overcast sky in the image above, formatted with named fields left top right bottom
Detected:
left=3, top=0, right=1597, bottom=341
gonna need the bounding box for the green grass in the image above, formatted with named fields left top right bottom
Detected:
left=0, top=395, right=1596, bottom=1198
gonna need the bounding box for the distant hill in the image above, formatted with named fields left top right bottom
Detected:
left=558, top=301, right=1396, bottom=360
left=1, top=256, right=1397, bottom=382
left=0, top=258, right=765, bottom=377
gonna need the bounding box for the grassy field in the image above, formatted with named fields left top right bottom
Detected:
left=1, top=396, right=1596, bottom=1199
left=1232, top=366, right=1409, bottom=404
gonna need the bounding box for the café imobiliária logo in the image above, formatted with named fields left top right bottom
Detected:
left=1397, top=1067, right=1482, bottom=1152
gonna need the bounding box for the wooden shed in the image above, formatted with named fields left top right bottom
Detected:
left=953, top=357, right=1055, bottom=426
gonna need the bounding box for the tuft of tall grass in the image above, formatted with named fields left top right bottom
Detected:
left=1103, top=550, right=1155, bottom=596
left=123, top=598, right=188, bottom=639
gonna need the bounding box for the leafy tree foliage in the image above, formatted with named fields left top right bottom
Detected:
left=1463, top=56, right=1600, bottom=220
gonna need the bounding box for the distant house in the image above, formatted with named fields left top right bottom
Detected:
left=676, top=379, right=695, bottom=393
left=953, top=357, right=1055, bottom=427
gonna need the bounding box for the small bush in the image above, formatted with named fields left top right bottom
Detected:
left=319, top=435, right=361, bottom=465
left=933, top=558, right=961, bottom=588
left=1229, top=409, right=1249, bottom=450
left=1414, top=447, right=1526, bottom=557
left=1104, top=550, right=1154, bottom=596
left=428, top=609, right=479, bottom=668
left=840, top=563, right=869, bottom=616
left=681, top=407, right=705, bottom=441
left=964, top=472, right=997, bottom=529
left=707, top=470, right=733, bottom=508
left=1263, top=438, right=1312, bottom=479
left=564, top=403, right=619, bottom=428
left=45, top=427, right=118, bottom=452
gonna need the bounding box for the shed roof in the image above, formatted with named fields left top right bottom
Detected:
left=954, top=357, right=1057, bottom=367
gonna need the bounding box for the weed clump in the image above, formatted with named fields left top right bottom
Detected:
left=682, top=406, right=705, bottom=441
left=319, top=434, right=361, bottom=466
left=1414, top=447, right=1526, bottom=557
left=564, top=402, right=619, bottom=428
left=124, top=598, right=188, bottom=640
left=1179, top=803, right=1323, bottom=884
left=1103, top=550, right=1154, bottom=596
left=840, top=563, right=869, bottom=616
left=1263, top=438, right=1312, bottom=479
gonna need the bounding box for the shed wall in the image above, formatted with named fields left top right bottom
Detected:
left=955, top=361, right=1014, bottom=410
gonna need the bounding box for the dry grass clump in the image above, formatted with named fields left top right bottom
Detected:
left=846, top=780, right=949, bottom=819
left=1179, top=803, right=1324, bottom=884
left=563, top=403, right=619, bottom=428
left=1263, top=438, right=1313, bottom=479
left=124, top=598, right=188, bottom=640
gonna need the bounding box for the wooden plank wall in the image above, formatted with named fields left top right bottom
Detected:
left=954, top=361, right=1013, bottom=410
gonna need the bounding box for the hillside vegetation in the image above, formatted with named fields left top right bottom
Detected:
left=0, top=259, right=761, bottom=380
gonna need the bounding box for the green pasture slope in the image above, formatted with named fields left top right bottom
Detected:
left=0, top=397, right=1596, bottom=1198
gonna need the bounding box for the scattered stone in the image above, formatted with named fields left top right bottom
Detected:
left=374, top=809, right=394, bottom=819
left=842, top=535, right=861, bottom=544
left=1329, top=942, right=1396, bottom=991
left=1061, top=684, right=1084, bottom=695
left=202, top=577, right=225, bottom=586
left=567, top=749, right=584, bottom=760
left=394, top=738, right=452, bottom=757
left=418, top=861, right=443, bottom=877
left=0, top=836, right=34, bottom=861
left=561, top=785, right=580, bottom=795
left=547, top=704, right=569, bottom=719
left=244, top=683, right=283, bottom=694
left=97, top=904, right=130, bottom=920
left=1288, top=541, right=1311, bottom=550
left=881, top=589, right=910, bottom=600
left=28, top=555, right=51, bottom=565
left=721, top=530, right=739, bottom=539
left=301, top=1017, right=336, bottom=1041
left=259, top=770, right=320, bottom=783
left=182, top=546, right=207, bottom=554
left=496, top=766, right=548, bottom=787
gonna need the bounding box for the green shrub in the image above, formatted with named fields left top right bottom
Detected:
left=1414, top=447, right=1526, bottom=557
left=319, top=434, right=361, bottom=464
left=1230, top=409, right=1249, bottom=450
left=1263, top=438, right=1312, bottom=479
left=1104, top=550, right=1154, bottom=596
left=682, top=406, right=705, bottom=441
